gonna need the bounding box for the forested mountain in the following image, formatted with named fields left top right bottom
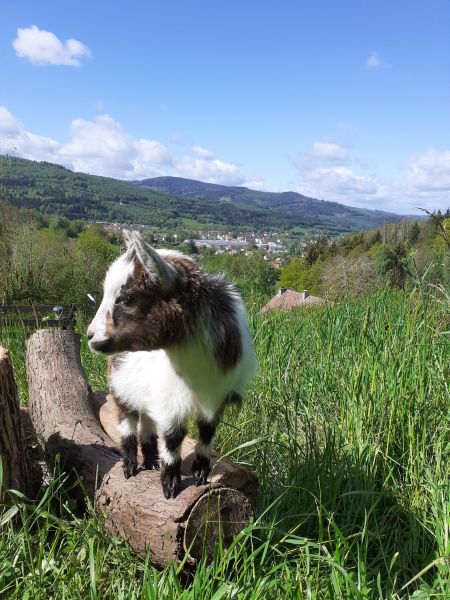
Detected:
left=1, top=156, right=403, bottom=233
left=0, top=156, right=290, bottom=231
left=135, top=176, right=404, bottom=232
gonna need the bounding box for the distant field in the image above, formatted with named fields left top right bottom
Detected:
left=0, top=288, right=449, bottom=599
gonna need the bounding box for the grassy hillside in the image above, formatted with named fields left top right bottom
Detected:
left=1, top=289, right=449, bottom=598
left=1, top=156, right=403, bottom=234
left=0, top=156, right=293, bottom=232
left=136, top=175, right=405, bottom=233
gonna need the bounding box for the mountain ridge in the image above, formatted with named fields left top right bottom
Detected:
left=0, top=156, right=404, bottom=233
left=134, top=176, right=404, bottom=229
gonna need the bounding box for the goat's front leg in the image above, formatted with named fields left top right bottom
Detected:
left=160, top=425, right=186, bottom=499
left=192, top=417, right=217, bottom=486
left=117, top=411, right=139, bottom=478
left=140, top=414, right=159, bottom=470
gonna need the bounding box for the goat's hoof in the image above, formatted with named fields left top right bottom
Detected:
left=192, top=455, right=210, bottom=486
left=123, top=460, right=138, bottom=479
left=161, top=463, right=181, bottom=499
left=143, top=456, right=160, bottom=471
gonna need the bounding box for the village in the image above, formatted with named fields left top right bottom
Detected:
left=98, top=221, right=327, bottom=262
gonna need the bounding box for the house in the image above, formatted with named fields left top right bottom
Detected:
left=260, top=288, right=325, bottom=314
left=269, top=257, right=283, bottom=269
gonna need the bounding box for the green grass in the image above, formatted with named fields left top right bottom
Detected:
left=0, top=287, right=449, bottom=598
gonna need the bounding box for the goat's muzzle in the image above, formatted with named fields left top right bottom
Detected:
left=89, top=337, right=115, bottom=354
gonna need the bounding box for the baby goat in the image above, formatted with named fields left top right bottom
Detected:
left=87, top=231, right=257, bottom=499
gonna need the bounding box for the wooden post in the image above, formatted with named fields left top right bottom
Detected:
left=26, top=330, right=257, bottom=567
left=0, top=348, right=38, bottom=502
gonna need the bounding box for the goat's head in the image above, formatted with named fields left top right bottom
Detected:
left=87, top=230, right=188, bottom=354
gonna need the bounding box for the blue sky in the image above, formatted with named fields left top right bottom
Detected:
left=1, top=0, right=449, bottom=214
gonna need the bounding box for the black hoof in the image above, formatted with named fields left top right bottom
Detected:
left=161, top=462, right=181, bottom=499
left=143, top=456, right=160, bottom=470
left=123, top=459, right=138, bottom=479
left=192, top=454, right=210, bottom=486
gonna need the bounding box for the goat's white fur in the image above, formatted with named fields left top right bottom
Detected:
left=88, top=253, right=135, bottom=345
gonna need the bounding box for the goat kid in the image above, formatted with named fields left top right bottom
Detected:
left=87, top=231, right=257, bottom=499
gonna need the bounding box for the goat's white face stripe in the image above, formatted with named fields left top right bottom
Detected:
left=88, top=254, right=135, bottom=345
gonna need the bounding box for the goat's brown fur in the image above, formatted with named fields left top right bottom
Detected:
left=106, top=253, right=242, bottom=372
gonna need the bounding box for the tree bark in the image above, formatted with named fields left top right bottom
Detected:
left=0, top=347, right=38, bottom=502
left=26, top=330, right=257, bottom=566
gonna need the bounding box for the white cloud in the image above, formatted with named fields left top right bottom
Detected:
left=378, top=150, right=450, bottom=213
left=366, top=51, right=388, bottom=70
left=176, top=155, right=243, bottom=185
left=59, top=115, right=173, bottom=179
left=132, top=139, right=174, bottom=179
left=301, top=166, right=379, bottom=198
left=294, top=139, right=450, bottom=213
left=0, top=107, right=262, bottom=187
left=403, top=149, right=450, bottom=192
left=241, top=177, right=267, bottom=190
left=0, top=107, right=21, bottom=136
left=307, top=141, right=348, bottom=163
left=175, top=144, right=256, bottom=186
left=12, top=25, right=90, bottom=66
left=294, top=140, right=353, bottom=196
left=0, top=107, right=59, bottom=161
left=191, top=145, right=215, bottom=159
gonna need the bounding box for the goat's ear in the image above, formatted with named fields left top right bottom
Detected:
left=122, top=229, right=134, bottom=249
left=132, top=234, right=177, bottom=290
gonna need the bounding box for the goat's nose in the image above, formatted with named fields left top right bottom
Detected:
left=87, top=329, right=94, bottom=341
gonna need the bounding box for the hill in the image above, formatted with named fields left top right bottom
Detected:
left=0, top=156, right=403, bottom=233
left=278, top=212, right=449, bottom=300
left=0, top=156, right=290, bottom=231
left=135, top=175, right=404, bottom=232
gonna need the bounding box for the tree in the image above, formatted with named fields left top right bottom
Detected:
left=303, top=235, right=329, bottom=267
left=278, top=258, right=323, bottom=296
left=376, top=243, right=410, bottom=288
left=321, top=255, right=377, bottom=300
left=367, top=230, right=382, bottom=248
left=407, top=221, right=421, bottom=246
left=73, top=227, right=120, bottom=305
left=203, top=253, right=278, bottom=306
left=179, top=239, right=198, bottom=255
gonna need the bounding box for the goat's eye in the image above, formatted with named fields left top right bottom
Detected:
left=116, top=295, right=133, bottom=306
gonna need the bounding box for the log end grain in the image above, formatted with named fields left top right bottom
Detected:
left=184, top=487, right=253, bottom=562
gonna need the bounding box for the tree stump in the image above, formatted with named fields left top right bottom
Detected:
left=0, top=347, right=38, bottom=502
left=26, top=330, right=257, bottom=567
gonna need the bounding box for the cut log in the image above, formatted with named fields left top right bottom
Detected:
left=26, top=330, right=257, bottom=566
left=0, top=347, right=39, bottom=501
left=91, top=392, right=258, bottom=502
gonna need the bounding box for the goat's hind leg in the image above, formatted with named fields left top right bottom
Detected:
left=140, top=413, right=159, bottom=470
left=192, top=417, right=217, bottom=486
left=117, top=410, right=139, bottom=478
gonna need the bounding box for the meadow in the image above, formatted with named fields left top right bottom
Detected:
left=0, top=286, right=449, bottom=599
